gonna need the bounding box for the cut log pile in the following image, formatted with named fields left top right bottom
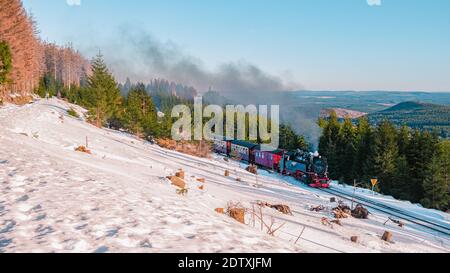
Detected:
left=333, top=204, right=352, bottom=219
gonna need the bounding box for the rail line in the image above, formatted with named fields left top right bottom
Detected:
left=321, top=187, right=450, bottom=238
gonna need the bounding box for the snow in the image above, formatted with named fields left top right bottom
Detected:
left=0, top=98, right=449, bottom=253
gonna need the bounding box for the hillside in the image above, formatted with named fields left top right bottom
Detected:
left=0, top=98, right=449, bottom=253
left=368, top=101, right=450, bottom=138
left=320, top=108, right=367, bottom=119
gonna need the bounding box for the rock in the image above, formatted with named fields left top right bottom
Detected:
left=330, top=197, right=336, bottom=203
left=351, top=236, right=359, bottom=243
left=352, top=204, right=369, bottom=219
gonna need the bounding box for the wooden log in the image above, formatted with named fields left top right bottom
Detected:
left=215, top=208, right=224, bottom=214
left=168, top=176, right=186, bottom=189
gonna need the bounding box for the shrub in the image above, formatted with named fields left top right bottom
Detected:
left=67, top=108, right=80, bottom=118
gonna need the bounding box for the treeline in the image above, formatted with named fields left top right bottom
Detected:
left=0, top=0, right=89, bottom=102
left=35, top=53, right=170, bottom=139
left=119, top=78, right=198, bottom=101
left=0, top=0, right=41, bottom=98
left=319, top=112, right=450, bottom=211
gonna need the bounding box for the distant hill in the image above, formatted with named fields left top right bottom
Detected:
left=368, top=101, right=450, bottom=138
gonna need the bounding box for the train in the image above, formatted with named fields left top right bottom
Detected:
left=213, top=138, right=330, bottom=188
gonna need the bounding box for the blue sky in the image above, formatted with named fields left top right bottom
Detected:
left=23, top=0, right=450, bottom=92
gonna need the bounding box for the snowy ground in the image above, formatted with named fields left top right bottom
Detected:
left=0, top=98, right=449, bottom=253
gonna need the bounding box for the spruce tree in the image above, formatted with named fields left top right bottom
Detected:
left=372, top=120, right=399, bottom=195
left=86, top=53, right=122, bottom=127
left=421, top=153, right=449, bottom=210
left=355, top=117, right=373, bottom=182
left=338, top=118, right=357, bottom=184
left=319, top=112, right=341, bottom=180
left=124, top=83, right=158, bottom=138
left=397, top=125, right=411, bottom=156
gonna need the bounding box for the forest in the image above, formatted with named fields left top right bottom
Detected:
left=319, top=112, right=450, bottom=211
left=0, top=0, right=88, bottom=104
left=368, top=101, right=450, bottom=139
left=1, top=0, right=448, bottom=211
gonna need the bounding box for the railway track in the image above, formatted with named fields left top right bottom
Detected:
left=321, top=187, right=450, bottom=238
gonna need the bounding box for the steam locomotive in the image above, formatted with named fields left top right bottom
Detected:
left=213, top=138, right=330, bottom=188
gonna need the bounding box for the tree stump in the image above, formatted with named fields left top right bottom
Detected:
left=176, top=170, right=185, bottom=180
left=381, top=231, right=393, bottom=242
left=229, top=208, right=245, bottom=224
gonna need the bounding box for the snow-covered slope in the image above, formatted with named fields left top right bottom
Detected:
left=0, top=99, right=448, bottom=253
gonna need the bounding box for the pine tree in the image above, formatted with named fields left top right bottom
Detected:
left=124, top=83, right=158, bottom=138
left=421, top=153, right=449, bottom=210
left=338, top=118, right=357, bottom=184
left=440, top=141, right=450, bottom=210
left=406, top=130, right=440, bottom=202
left=392, top=155, right=410, bottom=200
left=86, top=53, right=122, bottom=127
left=319, top=111, right=341, bottom=180
left=354, top=117, right=373, bottom=182
left=372, top=120, right=399, bottom=195
left=397, top=125, right=411, bottom=156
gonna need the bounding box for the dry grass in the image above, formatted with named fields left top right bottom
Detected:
left=74, top=146, right=91, bottom=154
left=156, top=139, right=211, bottom=158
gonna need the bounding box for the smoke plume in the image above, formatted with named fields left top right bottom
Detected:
left=82, top=27, right=321, bottom=148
